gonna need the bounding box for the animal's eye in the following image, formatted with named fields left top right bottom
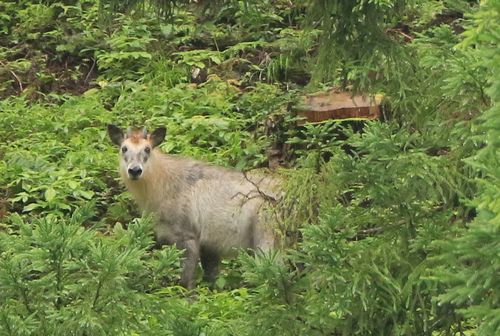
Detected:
left=121, top=146, right=128, bottom=153
left=144, top=147, right=151, bottom=154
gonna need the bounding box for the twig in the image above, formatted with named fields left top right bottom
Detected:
left=386, top=28, right=413, bottom=41
left=0, top=60, right=23, bottom=92
left=84, top=58, right=96, bottom=84
left=230, top=171, right=280, bottom=211
left=231, top=191, right=262, bottom=202
left=399, top=31, right=413, bottom=41
left=242, top=171, right=278, bottom=204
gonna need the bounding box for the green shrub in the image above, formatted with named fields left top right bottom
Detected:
left=0, top=209, right=181, bottom=335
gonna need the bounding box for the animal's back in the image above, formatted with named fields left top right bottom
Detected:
left=174, top=158, right=278, bottom=255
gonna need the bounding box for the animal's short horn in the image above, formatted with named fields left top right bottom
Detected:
left=125, top=126, right=147, bottom=139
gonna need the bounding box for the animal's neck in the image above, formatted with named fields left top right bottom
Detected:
left=122, top=151, right=181, bottom=212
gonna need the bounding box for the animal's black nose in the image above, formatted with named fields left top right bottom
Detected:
left=128, top=166, right=143, bottom=178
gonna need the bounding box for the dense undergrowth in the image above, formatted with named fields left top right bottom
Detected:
left=0, top=0, right=499, bottom=335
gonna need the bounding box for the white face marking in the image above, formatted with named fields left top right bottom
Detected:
left=120, top=138, right=152, bottom=180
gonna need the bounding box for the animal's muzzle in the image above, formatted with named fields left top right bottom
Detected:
left=128, top=166, right=143, bottom=179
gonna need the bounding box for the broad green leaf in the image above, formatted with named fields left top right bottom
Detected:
left=23, top=203, right=41, bottom=212
left=45, top=187, right=56, bottom=202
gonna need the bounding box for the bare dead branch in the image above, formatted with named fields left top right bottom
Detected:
left=241, top=171, right=279, bottom=204
left=386, top=28, right=413, bottom=41
left=84, top=58, right=97, bottom=84
left=231, top=191, right=263, bottom=202
left=0, top=60, right=23, bottom=92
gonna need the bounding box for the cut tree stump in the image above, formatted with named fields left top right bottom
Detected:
left=296, top=91, right=383, bottom=123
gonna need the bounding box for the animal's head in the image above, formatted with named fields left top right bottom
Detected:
left=107, top=125, right=166, bottom=181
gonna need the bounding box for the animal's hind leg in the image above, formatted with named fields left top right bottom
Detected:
left=253, top=225, right=275, bottom=253
left=253, top=207, right=277, bottom=253
left=176, top=239, right=200, bottom=289
left=200, top=248, right=220, bottom=285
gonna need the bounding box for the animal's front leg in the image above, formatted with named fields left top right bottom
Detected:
left=200, top=248, right=220, bottom=286
left=176, top=239, right=200, bottom=289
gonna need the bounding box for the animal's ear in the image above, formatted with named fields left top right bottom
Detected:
left=107, top=124, right=124, bottom=146
left=150, top=127, right=166, bottom=148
